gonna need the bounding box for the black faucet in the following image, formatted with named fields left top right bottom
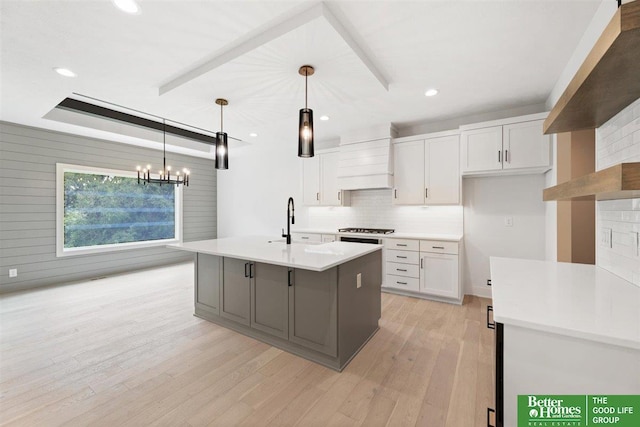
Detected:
left=282, top=197, right=295, bottom=244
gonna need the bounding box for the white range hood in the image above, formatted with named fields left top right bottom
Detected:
left=337, top=125, right=396, bottom=190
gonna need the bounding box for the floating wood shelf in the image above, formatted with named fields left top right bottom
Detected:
left=543, top=0, right=640, bottom=135
left=543, top=162, right=640, bottom=201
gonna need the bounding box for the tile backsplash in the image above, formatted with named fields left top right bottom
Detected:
left=596, top=97, right=640, bottom=286
left=298, top=189, right=463, bottom=235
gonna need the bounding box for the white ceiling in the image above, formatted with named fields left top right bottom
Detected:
left=0, top=0, right=602, bottom=158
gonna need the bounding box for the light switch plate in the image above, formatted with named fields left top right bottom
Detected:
left=356, top=273, right=362, bottom=288
left=504, top=216, right=513, bottom=227
left=601, top=228, right=612, bottom=248
left=9, top=268, right=17, bottom=278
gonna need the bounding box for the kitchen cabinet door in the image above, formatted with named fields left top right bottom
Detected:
left=302, top=156, right=320, bottom=205
left=195, top=253, right=222, bottom=317
left=419, top=252, right=459, bottom=299
left=320, top=151, right=348, bottom=206
left=425, top=135, right=460, bottom=205
left=250, top=263, right=289, bottom=339
left=393, top=140, right=425, bottom=205
left=502, top=120, right=551, bottom=170
left=220, top=257, right=251, bottom=326
left=461, top=126, right=503, bottom=173
left=289, top=267, right=338, bottom=357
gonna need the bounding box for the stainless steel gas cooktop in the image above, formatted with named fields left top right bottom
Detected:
left=338, top=228, right=395, bottom=235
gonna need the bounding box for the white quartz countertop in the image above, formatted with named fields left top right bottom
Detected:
left=490, top=257, right=640, bottom=350
left=292, top=228, right=463, bottom=242
left=168, top=236, right=382, bottom=272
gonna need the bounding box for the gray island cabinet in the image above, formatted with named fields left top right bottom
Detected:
left=170, top=236, right=382, bottom=371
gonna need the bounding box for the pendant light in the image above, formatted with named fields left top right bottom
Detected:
left=298, top=65, right=315, bottom=158
left=215, top=98, right=229, bottom=170
left=136, top=119, right=190, bottom=186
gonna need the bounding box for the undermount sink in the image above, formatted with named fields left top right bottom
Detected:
left=267, top=239, right=322, bottom=245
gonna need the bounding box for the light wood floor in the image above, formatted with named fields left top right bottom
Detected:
left=0, top=262, right=494, bottom=427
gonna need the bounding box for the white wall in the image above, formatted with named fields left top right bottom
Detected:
left=217, top=138, right=302, bottom=238
left=546, top=0, right=617, bottom=109
left=463, top=174, right=547, bottom=298
left=595, top=98, right=640, bottom=286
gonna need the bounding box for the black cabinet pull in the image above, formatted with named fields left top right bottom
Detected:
left=397, top=243, right=407, bottom=247
left=505, top=150, right=508, bottom=163
left=487, top=306, right=495, bottom=329
left=425, top=188, right=428, bottom=199
left=420, top=258, right=424, bottom=269
left=396, top=269, right=407, bottom=272
left=288, top=269, right=293, bottom=287
left=301, top=236, right=309, bottom=240
left=487, top=408, right=495, bottom=427
left=396, top=255, right=407, bottom=259
left=487, top=279, right=492, bottom=287
left=432, top=246, right=445, bottom=249
left=394, top=189, right=397, bottom=199
left=498, top=150, right=501, bottom=163
left=338, top=191, right=341, bottom=201
left=397, top=281, right=407, bottom=285
left=249, top=263, right=254, bottom=279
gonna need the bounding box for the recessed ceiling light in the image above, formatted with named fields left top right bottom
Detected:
left=112, top=0, right=140, bottom=14
left=320, top=115, right=329, bottom=121
left=53, top=67, right=76, bottom=78
left=424, top=88, right=439, bottom=97
left=249, top=132, right=258, bottom=137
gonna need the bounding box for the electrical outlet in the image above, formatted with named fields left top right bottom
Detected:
left=9, top=268, right=17, bottom=278
left=504, top=216, right=513, bottom=227
left=356, top=273, right=362, bottom=288
left=601, top=228, right=612, bottom=248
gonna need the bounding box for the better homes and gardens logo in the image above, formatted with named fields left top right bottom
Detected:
left=518, top=395, right=640, bottom=427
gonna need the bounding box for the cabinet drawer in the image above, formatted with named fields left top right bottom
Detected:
left=386, top=249, right=419, bottom=264
left=386, top=262, right=420, bottom=278
left=292, top=233, right=322, bottom=243
left=420, top=240, right=458, bottom=254
left=385, top=238, right=419, bottom=251
left=385, top=275, right=420, bottom=292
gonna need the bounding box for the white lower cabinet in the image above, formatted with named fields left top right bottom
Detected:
left=383, top=237, right=461, bottom=303
left=419, top=240, right=461, bottom=302
left=419, top=252, right=459, bottom=299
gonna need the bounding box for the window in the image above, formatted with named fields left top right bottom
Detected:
left=56, top=163, right=182, bottom=257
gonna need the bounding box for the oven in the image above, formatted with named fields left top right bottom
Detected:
left=339, top=236, right=383, bottom=245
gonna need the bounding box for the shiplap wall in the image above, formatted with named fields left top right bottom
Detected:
left=0, top=121, right=216, bottom=293
left=595, top=98, right=640, bottom=286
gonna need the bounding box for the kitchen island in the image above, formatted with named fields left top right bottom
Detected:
left=168, top=236, right=382, bottom=371
left=489, top=257, right=640, bottom=427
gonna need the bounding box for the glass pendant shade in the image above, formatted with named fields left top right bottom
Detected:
left=215, top=131, right=228, bottom=170
left=298, top=108, right=314, bottom=158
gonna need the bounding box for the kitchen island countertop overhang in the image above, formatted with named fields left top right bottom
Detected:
left=167, top=236, right=383, bottom=272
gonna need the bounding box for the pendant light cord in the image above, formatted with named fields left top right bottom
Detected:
left=220, top=103, right=224, bottom=133
left=162, top=119, right=166, bottom=172
left=305, top=70, right=308, bottom=109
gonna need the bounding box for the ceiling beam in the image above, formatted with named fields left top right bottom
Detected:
left=320, top=3, right=389, bottom=91
left=158, top=1, right=389, bottom=95
left=159, top=2, right=324, bottom=95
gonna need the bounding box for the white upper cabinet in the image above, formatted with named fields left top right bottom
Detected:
left=460, top=126, right=503, bottom=173
left=392, top=140, right=425, bottom=205
left=460, top=113, right=551, bottom=176
left=426, top=135, right=460, bottom=205
left=393, top=132, right=460, bottom=205
left=502, top=121, right=550, bottom=170
left=302, top=150, right=350, bottom=206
